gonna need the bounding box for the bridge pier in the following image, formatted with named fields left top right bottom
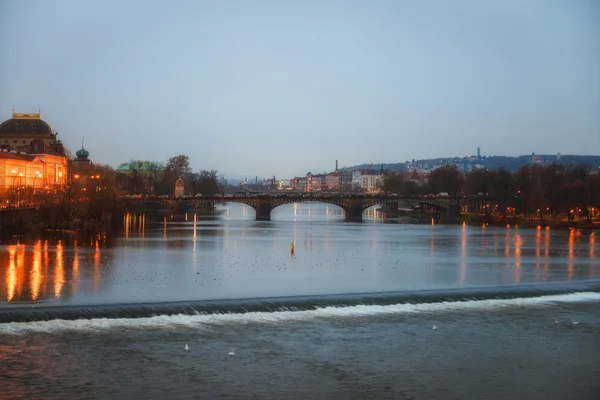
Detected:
left=254, top=203, right=274, bottom=221
left=343, top=204, right=364, bottom=222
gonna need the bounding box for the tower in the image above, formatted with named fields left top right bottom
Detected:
left=477, top=147, right=481, bottom=159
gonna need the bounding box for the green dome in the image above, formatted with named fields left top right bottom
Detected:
left=76, top=147, right=89, bottom=159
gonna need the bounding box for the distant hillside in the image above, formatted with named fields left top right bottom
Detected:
left=343, top=163, right=406, bottom=171
left=345, top=154, right=600, bottom=173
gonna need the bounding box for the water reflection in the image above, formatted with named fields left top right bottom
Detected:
left=0, top=236, right=111, bottom=304
left=5, top=245, right=17, bottom=302
left=543, top=228, right=551, bottom=281
left=125, top=212, right=148, bottom=239
left=514, top=233, right=523, bottom=283
left=460, top=224, right=467, bottom=284
left=72, top=239, right=79, bottom=294
left=1, top=204, right=599, bottom=307
left=590, top=233, right=596, bottom=278
left=31, top=240, right=42, bottom=301
left=568, top=230, right=575, bottom=279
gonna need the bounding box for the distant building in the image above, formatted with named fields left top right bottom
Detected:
left=70, top=140, right=94, bottom=177
left=325, top=172, right=340, bottom=191
left=73, top=141, right=91, bottom=165
left=361, top=173, right=382, bottom=193
left=174, top=177, right=185, bottom=197
left=339, top=170, right=353, bottom=192
left=278, top=179, right=291, bottom=190
left=310, top=177, right=322, bottom=191
left=69, top=141, right=102, bottom=194
left=116, top=160, right=163, bottom=174
left=352, top=171, right=362, bottom=187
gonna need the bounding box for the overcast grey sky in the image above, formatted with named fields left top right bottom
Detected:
left=1, top=0, right=599, bottom=178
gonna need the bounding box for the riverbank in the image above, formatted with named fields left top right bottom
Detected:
left=0, top=203, right=125, bottom=239
left=379, top=205, right=597, bottom=230
left=462, top=213, right=597, bottom=230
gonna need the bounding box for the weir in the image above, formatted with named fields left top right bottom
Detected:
left=2, top=280, right=599, bottom=324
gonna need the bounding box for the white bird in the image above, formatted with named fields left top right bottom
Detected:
left=185, top=344, right=189, bottom=351
left=228, top=349, right=235, bottom=356
left=572, top=320, right=579, bottom=325
left=432, top=325, right=438, bottom=330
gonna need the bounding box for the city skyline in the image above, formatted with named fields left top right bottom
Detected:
left=1, top=0, right=599, bottom=178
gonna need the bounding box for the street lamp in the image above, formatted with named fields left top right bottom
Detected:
left=33, top=171, right=43, bottom=202
left=11, top=171, right=23, bottom=206
left=10, top=169, right=18, bottom=207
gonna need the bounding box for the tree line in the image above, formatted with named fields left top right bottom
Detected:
left=380, top=164, right=600, bottom=221
left=118, top=154, right=219, bottom=196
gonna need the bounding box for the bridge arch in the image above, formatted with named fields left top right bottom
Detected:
left=215, top=197, right=362, bottom=221
left=362, top=203, right=390, bottom=219
left=270, top=201, right=345, bottom=221
left=218, top=202, right=257, bottom=220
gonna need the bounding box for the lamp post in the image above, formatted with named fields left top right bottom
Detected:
left=32, top=171, right=42, bottom=204
left=10, top=171, right=23, bottom=207
left=10, top=170, right=18, bottom=207
left=91, top=174, right=102, bottom=192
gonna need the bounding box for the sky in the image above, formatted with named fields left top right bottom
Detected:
left=1, top=0, right=599, bottom=179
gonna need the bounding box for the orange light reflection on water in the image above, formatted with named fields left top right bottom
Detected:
left=2, top=239, right=106, bottom=303
left=94, top=240, right=101, bottom=294
left=72, top=239, right=80, bottom=294
left=54, top=241, right=65, bottom=298
left=125, top=212, right=130, bottom=239
left=514, top=234, right=522, bottom=283
left=17, top=246, right=25, bottom=297
left=30, top=240, right=42, bottom=301
left=6, top=246, right=17, bottom=302
left=567, top=230, right=575, bottom=280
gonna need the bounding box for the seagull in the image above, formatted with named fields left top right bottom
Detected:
left=185, top=344, right=189, bottom=351
left=432, top=325, right=438, bottom=330
left=228, top=349, right=235, bottom=356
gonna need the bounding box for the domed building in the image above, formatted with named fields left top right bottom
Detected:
left=72, top=140, right=92, bottom=168
left=70, top=141, right=95, bottom=177
left=0, top=111, right=68, bottom=192
left=74, top=145, right=90, bottom=163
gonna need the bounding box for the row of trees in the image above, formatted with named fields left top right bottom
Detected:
left=120, top=155, right=219, bottom=196
left=380, top=164, right=600, bottom=220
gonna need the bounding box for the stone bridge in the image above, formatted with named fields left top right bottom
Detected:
left=129, top=194, right=465, bottom=222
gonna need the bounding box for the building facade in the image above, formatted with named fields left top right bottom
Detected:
left=0, top=111, right=68, bottom=191
left=361, top=173, right=383, bottom=193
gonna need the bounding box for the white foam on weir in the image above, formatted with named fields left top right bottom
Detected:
left=1, top=292, right=600, bottom=335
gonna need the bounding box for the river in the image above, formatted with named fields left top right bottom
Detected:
left=1, top=203, right=599, bottom=399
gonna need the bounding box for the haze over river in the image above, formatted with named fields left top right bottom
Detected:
left=1, top=203, right=599, bottom=399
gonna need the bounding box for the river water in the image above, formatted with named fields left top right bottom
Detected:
left=1, top=203, right=599, bottom=399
